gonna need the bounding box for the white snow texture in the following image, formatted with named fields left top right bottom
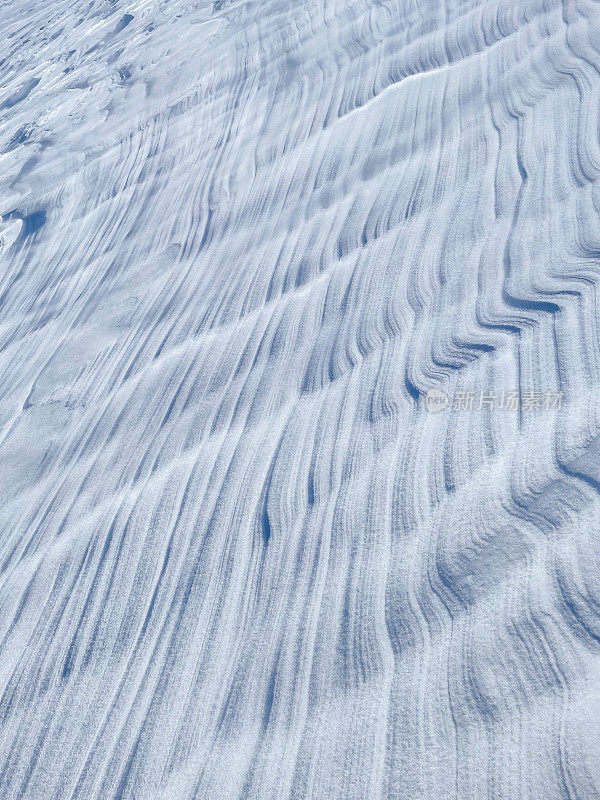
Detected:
left=1, top=0, right=600, bottom=798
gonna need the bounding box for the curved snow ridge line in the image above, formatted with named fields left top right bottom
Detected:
left=1, top=0, right=600, bottom=799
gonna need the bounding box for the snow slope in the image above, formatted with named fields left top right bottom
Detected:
left=1, top=0, right=600, bottom=797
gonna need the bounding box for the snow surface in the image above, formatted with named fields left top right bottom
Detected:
left=1, top=0, right=600, bottom=798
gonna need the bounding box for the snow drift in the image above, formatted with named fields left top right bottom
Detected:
left=1, top=0, right=600, bottom=798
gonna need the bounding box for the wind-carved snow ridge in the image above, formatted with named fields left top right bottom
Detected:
left=1, top=0, right=600, bottom=798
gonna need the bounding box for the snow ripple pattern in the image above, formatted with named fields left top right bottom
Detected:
left=1, top=0, right=600, bottom=798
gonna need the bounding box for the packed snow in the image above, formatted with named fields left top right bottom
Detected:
left=1, top=0, right=600, bottom=798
